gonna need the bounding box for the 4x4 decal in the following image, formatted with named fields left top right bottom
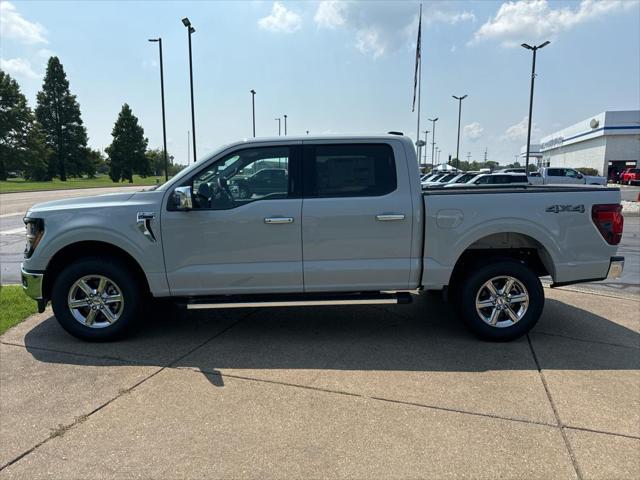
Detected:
left=545, top=204, right=585, bottom=214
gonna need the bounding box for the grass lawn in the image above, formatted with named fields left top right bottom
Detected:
left=0, top=285, right=38, bottom=335
left=0, top=175, right=165, bottom=194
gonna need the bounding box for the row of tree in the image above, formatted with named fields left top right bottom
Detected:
left=0, top=57, right=181, bottom=182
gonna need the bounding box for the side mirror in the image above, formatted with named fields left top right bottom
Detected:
left=577, top=173, right=584, bottom=179
left=173, top=186, right=193, bottom=210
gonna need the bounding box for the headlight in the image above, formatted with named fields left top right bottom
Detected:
left=24, top=218, right=44, bottom=258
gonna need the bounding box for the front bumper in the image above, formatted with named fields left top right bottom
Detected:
left=21, top=264, right=44, bottom=300
left=606, top=256, right=625, bottom=279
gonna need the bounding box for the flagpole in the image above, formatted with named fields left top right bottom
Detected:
left=415, top=4, right=423, bottom=165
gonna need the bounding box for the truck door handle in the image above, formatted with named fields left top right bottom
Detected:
left=264, top=217, right=294, bottom=224
left=376, top=214, right=405, bottom=221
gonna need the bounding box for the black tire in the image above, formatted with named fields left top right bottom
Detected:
left=51, top=256, right=143, bottom=341
left=457, top=259, right=544, bottom=341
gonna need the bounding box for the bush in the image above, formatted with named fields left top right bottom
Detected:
left=576, top=167, right=599, bottom=176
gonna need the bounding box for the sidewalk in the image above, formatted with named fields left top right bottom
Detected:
left=1, top=288, right=638, bottom=479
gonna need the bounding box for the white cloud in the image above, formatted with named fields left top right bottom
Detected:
left=472, top=0, right=638, bottom=47
left=0, top=1, right=47, bottom=44
left=258, top=2, right=302, bottom=33
left=314, top=0, right=347, bottom=29
left=314, top=1, right=474, bottom=58
left=355, top=27, right=385, bottom=58
left=0, top=57, right=39, bottom=79
left=463, top=122, right=483, bottom=141
left=429, top=10, right=476, bottom=26
left=503, top=116, right=539, bottom=142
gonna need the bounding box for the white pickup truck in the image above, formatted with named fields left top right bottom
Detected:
left=530, top=167, right=607, bottom=186
left=21, top=135, right=624, bottom=342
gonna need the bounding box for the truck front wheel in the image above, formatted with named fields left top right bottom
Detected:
left=457, top=260, right=544, bottom=341
left=51, top=257, right=142, bottom=341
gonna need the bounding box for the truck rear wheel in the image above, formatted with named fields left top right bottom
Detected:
left=51, top=257, right=142, bottom=341
left=457, top=259, right=544, bottom=341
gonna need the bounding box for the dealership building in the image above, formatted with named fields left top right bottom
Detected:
left=538, top=110, right=639, bottom=178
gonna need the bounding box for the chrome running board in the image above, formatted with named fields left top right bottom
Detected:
left=184, top=292, right=411, bottom=310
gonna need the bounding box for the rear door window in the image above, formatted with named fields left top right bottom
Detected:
left=305, top=144, right=397, bottom=197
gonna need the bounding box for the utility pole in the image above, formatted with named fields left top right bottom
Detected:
left=148, top=37, right=168, bottom=181
left=452, top=94, right=467, bottom=170
left=428, top=117, right=438, bottom=168
left=422, top=130, right=430, bottom=165
left=275, top=117, right=281, bottom=136
left=182, top=17, right=197, bottom=163
left=484, top=147, right=488, bottom=163
left=521, top=40, right=550, bottom=173
left=466, top=152, right=471, bottom=163
left=250, top=89, right=256, bottom=137
left=283, top=114, right=287, bottom=135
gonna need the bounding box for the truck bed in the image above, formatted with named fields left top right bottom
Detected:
left=420, top=185, right=621, bottom=290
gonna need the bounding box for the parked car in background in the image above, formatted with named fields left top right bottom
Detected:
left=424, top=173, right=459, bottom=187
left=450, top=171, right=479, bottom=184
left=529, top=167, right=607, bottom=186
left=230, top=168, right=288, bottom=199
left=620, top=168, right=640, bottom=185
left=445, top=172, right=529, bottom=187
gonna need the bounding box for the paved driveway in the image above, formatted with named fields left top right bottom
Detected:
left=1, top=288, right=638, bottom=479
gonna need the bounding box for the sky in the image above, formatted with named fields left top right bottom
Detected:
left=1, top=0, right=639, bottom=166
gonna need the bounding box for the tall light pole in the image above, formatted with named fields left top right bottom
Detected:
left=148, top=38, right=168, bottom=181
left=522, top=40, right=550, bottom=173
left=250, top=89, right=256, bottom=137
left=452, top=95, right=467, bottom=170
left=275, top=117, right=281, bottom=136
left=283, top=114, right=287, bottom=135
left=428, top=118, right=438, bottom=168
left=182, top=17, right=197, bottom=164
left=422, top=130, right=430, bottom=165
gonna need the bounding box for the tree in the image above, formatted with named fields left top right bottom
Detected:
left=85, top=148, right=108, bottom=176
left=106, top=104, right=149, bottom=183
left=0, top=70, right=51, bottom=181
left=145, top=148, right=183, bottom=177
left=35, top=57, right=89, bottom=181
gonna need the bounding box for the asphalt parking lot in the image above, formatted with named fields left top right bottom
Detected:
left=0, top=288, right=638, bottom=479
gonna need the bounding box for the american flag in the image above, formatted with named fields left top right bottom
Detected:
left=412, top=5, right=422, bottom=112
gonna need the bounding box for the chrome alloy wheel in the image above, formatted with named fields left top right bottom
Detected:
left=475, top=275, right=529, bottom=328
left=67, top=275, right=124, bottom=328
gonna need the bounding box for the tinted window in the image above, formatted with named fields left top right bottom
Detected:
left=474, top=175, right=491, bottom=184
left=308, top=144, right=396, bottom=197
left=509, top=175, right=528, bottom=183
left=547, top=168, right=563, bottom=177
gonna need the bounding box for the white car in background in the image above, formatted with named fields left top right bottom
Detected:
left=446, top=172, right=530, bottom=187
left=528, top=167, right=607, bottom=186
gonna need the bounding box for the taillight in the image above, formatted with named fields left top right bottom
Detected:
left=591, top=204, right=623, bottom=245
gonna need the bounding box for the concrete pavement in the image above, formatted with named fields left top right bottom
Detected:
left=1, top=288, right=638, bottom=479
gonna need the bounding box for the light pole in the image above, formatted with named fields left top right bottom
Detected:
left=148, top=38, right=168, bottom=181
left=522, top=40, right=550, bottom=173
left=452, top=95, right=467, bottom=170
left=428, top=118, right=438, bottom=168
left=283, top=114, right=287, bottom=135
left=182, top=17, right=197, bottom=164
left=250, top=89, right=256, bottom=137
left=275, top=117, right=281, bottom=136
left=422, top=130, right=429, bottom=165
